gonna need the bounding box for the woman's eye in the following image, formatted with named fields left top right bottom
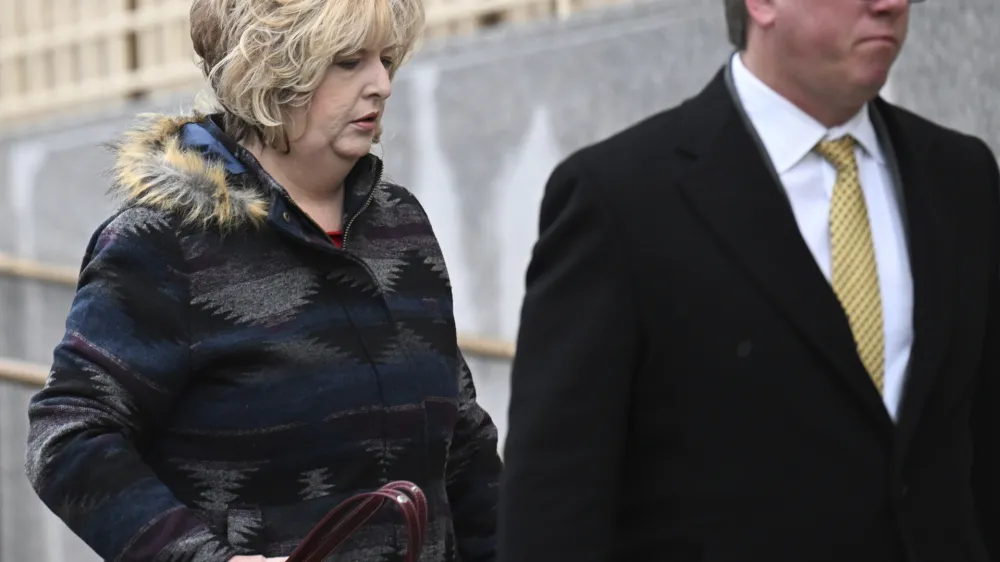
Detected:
left=381, top=58, right=394, bottom=69
left=337, top=60, right=360, bottom=69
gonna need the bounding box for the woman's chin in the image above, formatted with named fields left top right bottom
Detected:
left=331, top=139, right=374, bottom=162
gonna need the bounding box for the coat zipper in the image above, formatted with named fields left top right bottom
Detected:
left=272, top=165, right=386, bottom=299
left=273, top=163, right=408, bottom=507
left=342, top=163, right=382, bottom=250
left=273, top=163, right=381, bottom=253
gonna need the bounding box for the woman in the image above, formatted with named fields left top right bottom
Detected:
left=23, top=0, right=503, bottom=561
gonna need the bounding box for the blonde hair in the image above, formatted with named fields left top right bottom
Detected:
left=190, top=0, right=424, bottom=150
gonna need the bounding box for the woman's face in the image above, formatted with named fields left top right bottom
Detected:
left=289, top=47, right=394, bottom=162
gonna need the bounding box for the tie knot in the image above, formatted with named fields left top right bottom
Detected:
left=815, top=135, right=857, bottom=172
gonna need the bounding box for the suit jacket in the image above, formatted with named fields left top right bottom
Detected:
left=497, top=68, right=1000, bottom=562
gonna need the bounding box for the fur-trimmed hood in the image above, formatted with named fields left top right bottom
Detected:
left=110, top=112, right=382, bottom=234
left=110, top=112, right=274, bottom=231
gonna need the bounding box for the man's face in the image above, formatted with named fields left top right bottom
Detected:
left=761, top=0, right=910, bottom=100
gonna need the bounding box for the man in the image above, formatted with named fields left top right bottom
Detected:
left=498, top=0, right=999, bottom=561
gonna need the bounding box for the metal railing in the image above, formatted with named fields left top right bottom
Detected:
left=0, top=356, right=48, bottom=386
left=0, top=252, right=516, bottom=387
left=0, top=0, right=625, bottom=127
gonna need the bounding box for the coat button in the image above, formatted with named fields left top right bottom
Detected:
left=736, top=341, right=753, bottom=358
left=282, top=212, right=291, bottom=222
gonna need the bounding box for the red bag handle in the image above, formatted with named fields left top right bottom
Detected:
left=285, top=481, right=427, bottom=562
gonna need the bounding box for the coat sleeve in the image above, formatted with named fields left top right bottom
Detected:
left=24, top=207, right=236, bottom=562
left=402, top=184, right=504, bottom=560
left=498, top=156, right=641, bottom=562
left=446, top=349, right=503, bottom=562
left=972, top=139, right=1000, bottom=560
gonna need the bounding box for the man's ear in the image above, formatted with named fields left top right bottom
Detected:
left=745, top=0, right=778, bottom=30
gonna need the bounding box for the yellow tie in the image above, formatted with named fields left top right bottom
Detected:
left=815, top=136, right=885, bottom=394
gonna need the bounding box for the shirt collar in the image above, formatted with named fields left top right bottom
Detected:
left=729, top=52, right=885, bottom=174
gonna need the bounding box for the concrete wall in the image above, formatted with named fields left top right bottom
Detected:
left=890, top=0, right=1000, bottom=151
left=2, top=0, right=998, bottom=558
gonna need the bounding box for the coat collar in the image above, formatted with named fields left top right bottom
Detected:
left=109, top=111, right=383, bottom=238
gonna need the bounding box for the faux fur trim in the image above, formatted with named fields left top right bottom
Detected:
left=110, top=112, right=268, bottom=231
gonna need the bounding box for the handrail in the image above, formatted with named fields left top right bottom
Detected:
left=0, top=356, right=48, bottom=387
left=1, top=330, right=519, bottom=387
left=0, top=252, right=79, bottom=286
left=0, top=253, right=517, bottom=370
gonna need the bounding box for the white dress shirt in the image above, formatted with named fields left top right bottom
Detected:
left=729, top=53, right=913, bottom=421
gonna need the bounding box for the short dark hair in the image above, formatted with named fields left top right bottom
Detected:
left=723, top=0, right=749, bottom=50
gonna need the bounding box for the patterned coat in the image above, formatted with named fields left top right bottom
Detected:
left=24, top=113, right=503, bottom=562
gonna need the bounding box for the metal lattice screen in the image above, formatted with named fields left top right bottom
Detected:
left=0, top=0, right=626, bottom=127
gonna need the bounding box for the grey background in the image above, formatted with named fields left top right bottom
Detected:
left=2, top=0, right=998, bottom=559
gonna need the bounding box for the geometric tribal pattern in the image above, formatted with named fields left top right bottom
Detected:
left=24, top=113, right=503, bottom=562
left=816, top=135, right=885, bottom=393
